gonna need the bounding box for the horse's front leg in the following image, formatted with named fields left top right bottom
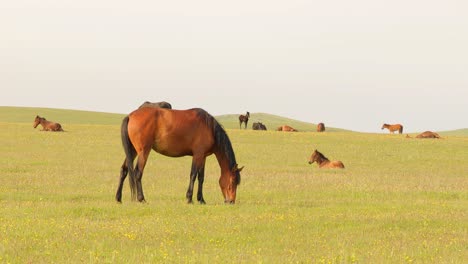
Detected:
left=197, top=166, right=206, bottom=204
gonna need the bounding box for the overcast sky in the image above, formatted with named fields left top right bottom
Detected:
left=1, top=0, right=467, bottom=132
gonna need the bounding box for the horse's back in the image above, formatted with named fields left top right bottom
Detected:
left=332, top=161, right=345, bottom=169
left=323, top=160, right=345, bottom=169
left=416, top=131, right=440, bottom=139
left=279, top=125, right=297, bottom=132
left=127, top=107, right=215, bottom=156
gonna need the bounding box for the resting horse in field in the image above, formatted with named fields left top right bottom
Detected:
left=115, top=107, right=243, bottom=204
left=381, top=123, right=403, bottom=134
left=252, top=122, right=267, bottom=131
left=138, top=101, right=172, bottom=109
left=416, top=131, right=441, bottom=139
left=308, top=149, right=344, bottom=169
left=317, top=123, right=325, bottom=132
left=277, top=125, right=298, bottom=132
left=33, top=115, right=63, bottom=132
left=239, top=112, right=250, bottom=129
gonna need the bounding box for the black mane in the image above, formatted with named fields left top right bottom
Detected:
left=194, top=108, right=241, bottom=185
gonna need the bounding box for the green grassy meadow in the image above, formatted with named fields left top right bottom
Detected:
left=0, top=107, right=467, bottom=263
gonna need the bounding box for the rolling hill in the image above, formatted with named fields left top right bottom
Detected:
left=1, top=106, right=466, bottom=135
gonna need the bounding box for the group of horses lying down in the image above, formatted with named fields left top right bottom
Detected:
left=32, top=102, right=443, bottom=204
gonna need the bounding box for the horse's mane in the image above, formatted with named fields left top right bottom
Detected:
left=194, top=109, right=241, bottom=185
left=315, top=150, right=329, bottom=161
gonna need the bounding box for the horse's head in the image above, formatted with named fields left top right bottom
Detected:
left=33, top=115, right=42, bottom=128
left=308, top=150, right=319, bottom=164
left=381, top=124, right=388, bottom=130
left=220, top=164, right=243, bottom=204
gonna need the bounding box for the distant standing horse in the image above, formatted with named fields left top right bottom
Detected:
left=115, top=107, right=243, bottom=204
left=381, top=123, right=403, bottom=134
left=308, top=149, right=344, bottom=169
left=239, top=112, right=250, bottom=129
left=33, top=115, right=63, bottom=131
left=277, top=125, right=298, bottom=132
left=317, top=123, right=325, bottom=132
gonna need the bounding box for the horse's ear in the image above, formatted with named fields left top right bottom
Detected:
left=232, top=164, right=244, bottom=173
left=237, top=166, right=244, bottom=172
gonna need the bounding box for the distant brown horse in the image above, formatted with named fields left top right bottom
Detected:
left=239, top=112, right=250, bottom=129
left=277, top=125, right=298, bottom=132
left=317, top=123, right=325, bottom=132
left=33, top=115, right=63, bottom=132
left=138, top=101, right=172, bottom=109
left=381, top=123, right=403, bottom=134
left=416, top=131, right=441, bottom=139
left=308, top=149, right=344, bottom=169
left=115, top=107, right=243, bottom=204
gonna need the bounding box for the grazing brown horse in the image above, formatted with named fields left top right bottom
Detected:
left=277, top=125, right=298, bottom=132
left=238, top=112, right=250, bottom=129
left=308, top=149, right=344, bottom=169
left=115, top=107, right=243, bottom=204
left=33, top=115, right=63, bottom=132
left=138, top=101, right=172, bottom=109
left=317, top=123, right=325, bottom=132
left=381, top=123, right=403, bottom=134
left=416, top=131, right=441, bottom=139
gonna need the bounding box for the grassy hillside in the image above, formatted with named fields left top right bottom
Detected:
left=0, top=106, right=125, bottom=126
left=438, top=128, right=468, bottom=137
left=0, top=107, right=467, bottom=263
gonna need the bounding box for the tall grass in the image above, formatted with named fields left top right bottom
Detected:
left=0, top=108, right=466, bottom=263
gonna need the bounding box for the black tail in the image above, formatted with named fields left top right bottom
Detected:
left=399, top=126, right=403, bottom=134
left=121, top=116, right=137, bottom=200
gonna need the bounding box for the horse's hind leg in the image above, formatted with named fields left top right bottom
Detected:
left=135, top=150, right=150, bottom=202
left=115, top=158, right=129, bottom=203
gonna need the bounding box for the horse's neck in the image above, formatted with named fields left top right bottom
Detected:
left=316, top=155, right=329, bottom=166
left=214, top=150, right=232, bottom=174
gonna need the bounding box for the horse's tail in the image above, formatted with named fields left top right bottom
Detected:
left=121, top=116, right=137, bottom=200
left=399, top=125, right=403, bottom=134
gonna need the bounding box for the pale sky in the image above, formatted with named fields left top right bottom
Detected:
left=1, top=0, right=467, bottom=132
